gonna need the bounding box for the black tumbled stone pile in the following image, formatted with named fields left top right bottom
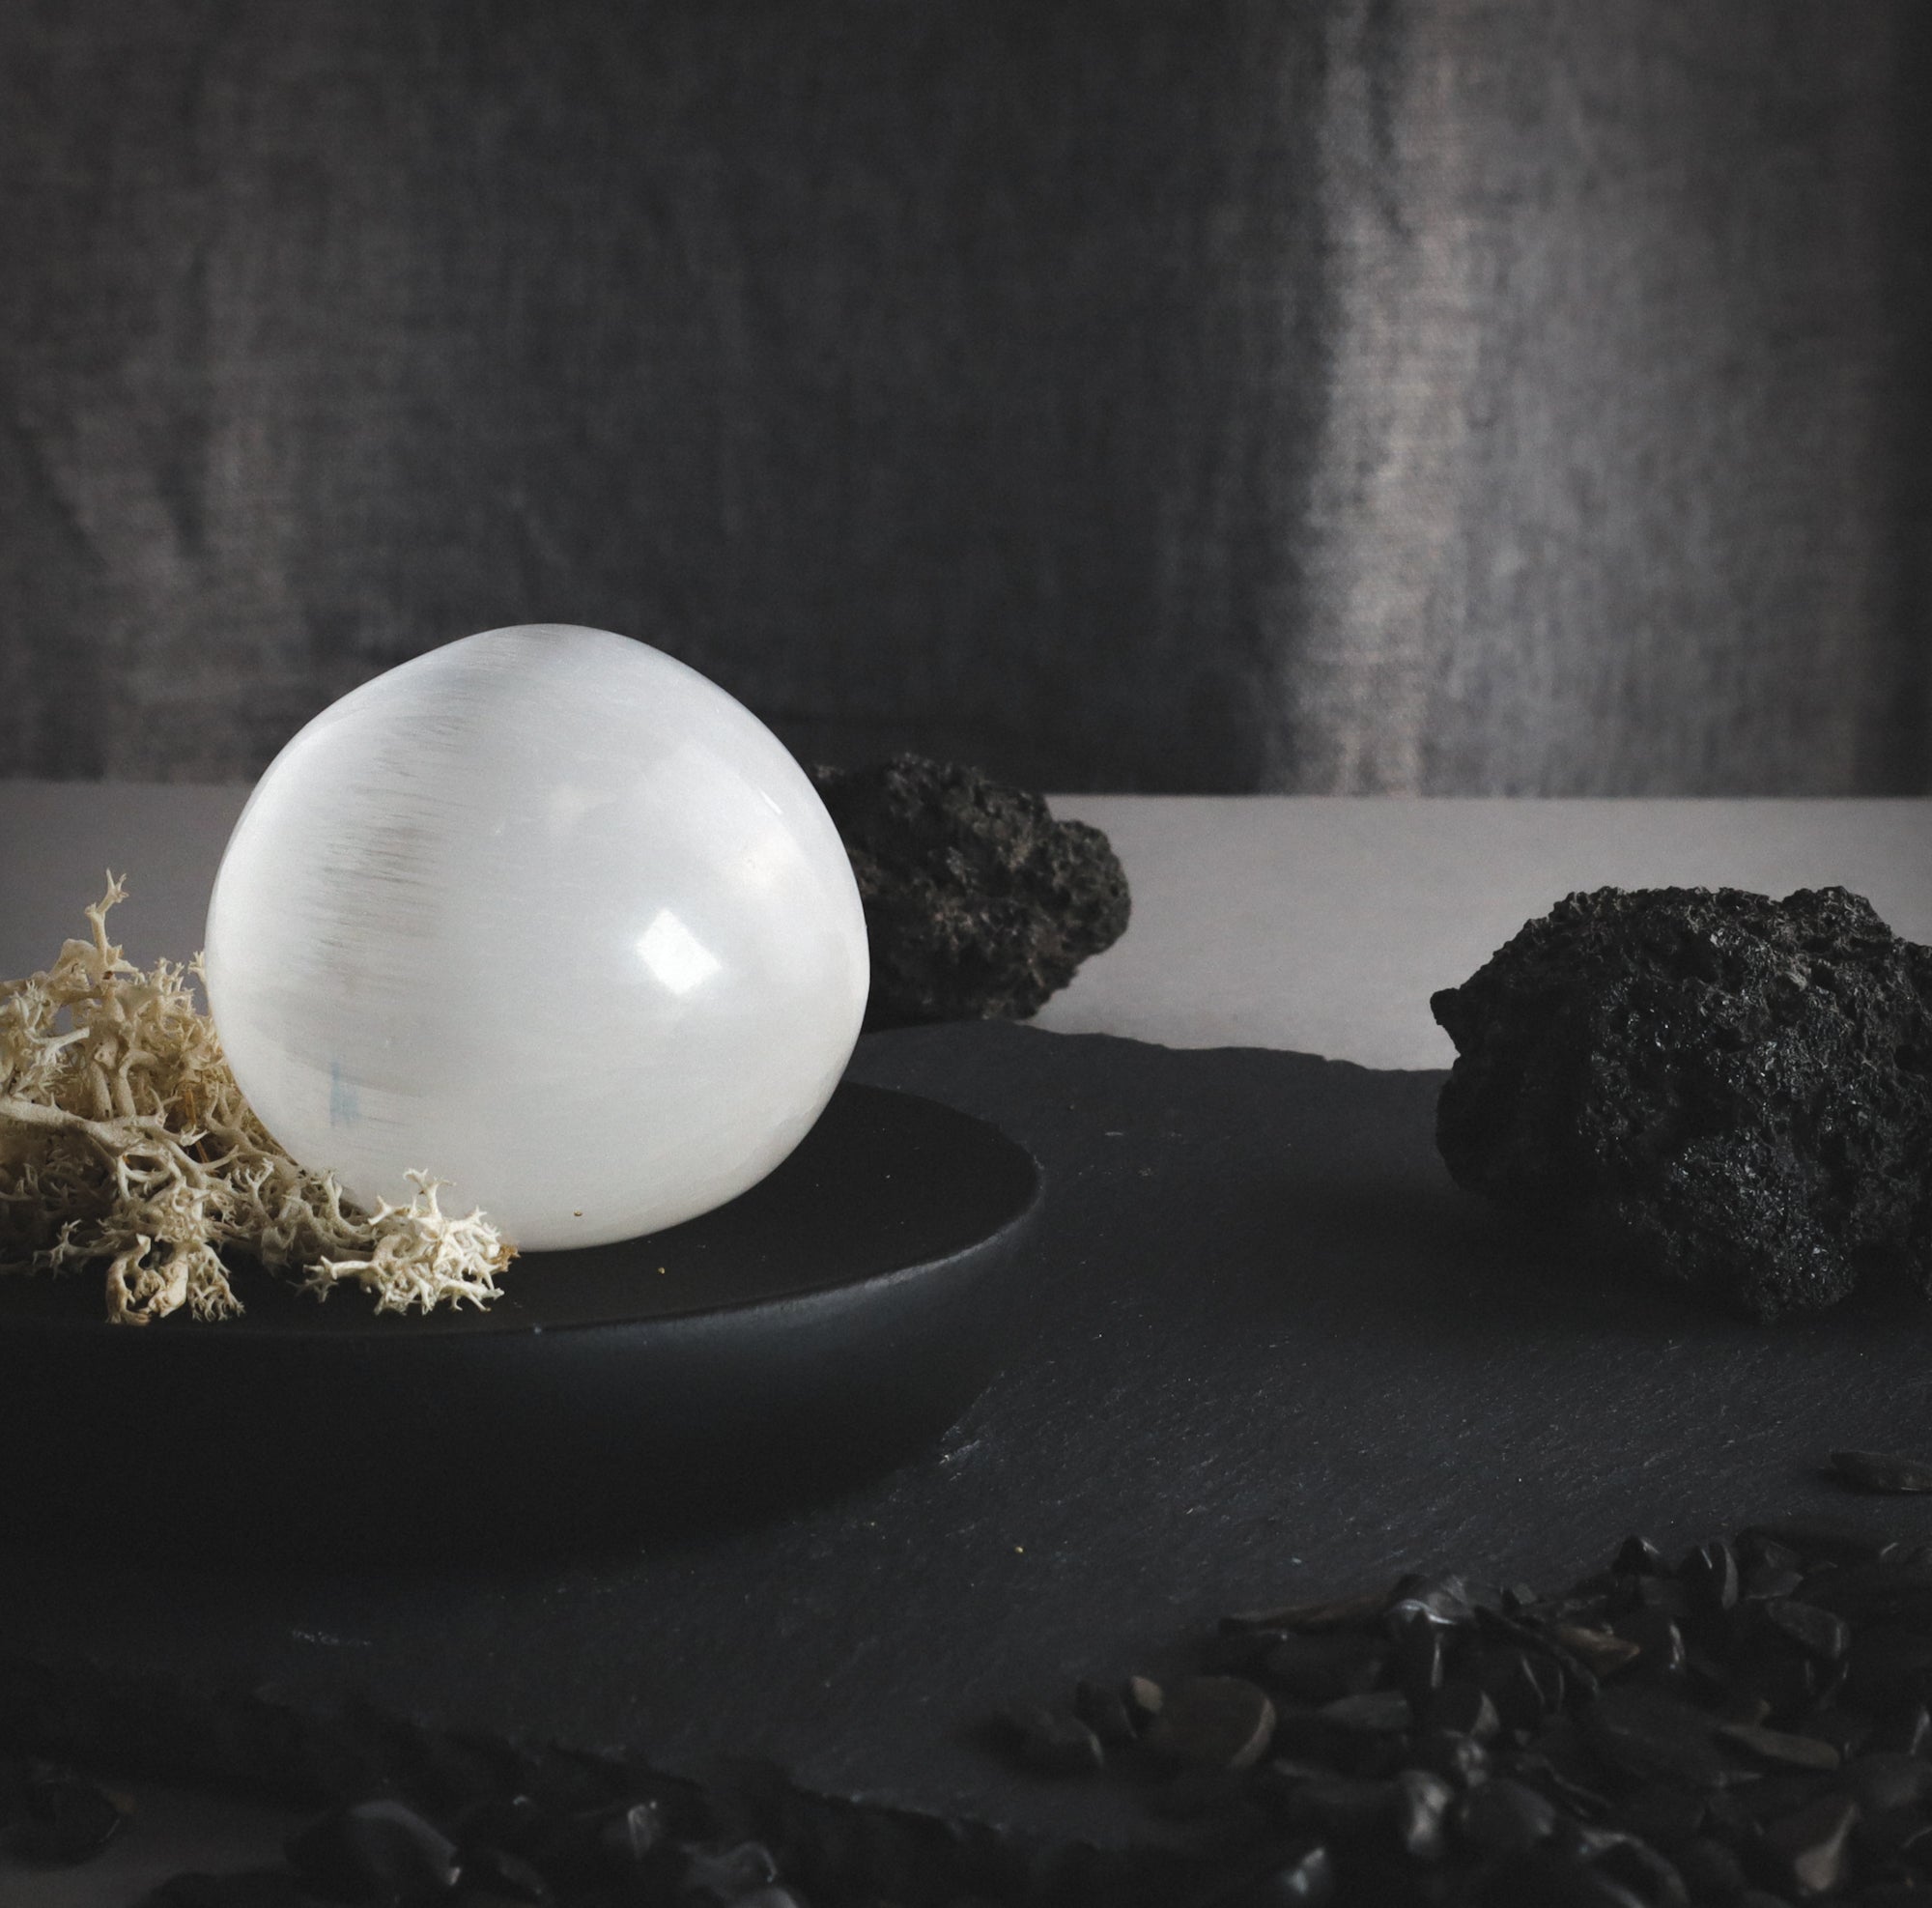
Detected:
left=26, top=1512, right=1932, bottom=1902
left=1003, top=1517, right=1932, bottom=1905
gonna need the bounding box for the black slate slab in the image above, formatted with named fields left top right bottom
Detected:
left=6, top=1020, right=1932, bottom=1851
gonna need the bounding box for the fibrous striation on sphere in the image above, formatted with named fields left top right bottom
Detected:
left=810, top=755, right=1130, bottom=1031
left=1431, top=885, right=1932, bottom=1320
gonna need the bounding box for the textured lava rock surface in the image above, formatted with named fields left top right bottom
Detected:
left=1431, top=885, right=1932, bottom=1320
left=811, top=755, right=1130, bottom=1030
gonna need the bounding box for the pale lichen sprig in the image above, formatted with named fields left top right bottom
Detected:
left=0, top=877, right=516, bottom=1324
left=305, top=1172, right=511, bottom=1315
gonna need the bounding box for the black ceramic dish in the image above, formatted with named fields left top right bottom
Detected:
left=0, top=1083, right=1040, bottom=1561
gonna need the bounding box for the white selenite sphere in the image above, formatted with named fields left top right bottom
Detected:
left=203, top=625, right=869, bottom=1249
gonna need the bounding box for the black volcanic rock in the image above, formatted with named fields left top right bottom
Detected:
left=1430, top=886, right=1932, bottom=1320
left=810, top=755, right=1130, bottom=1030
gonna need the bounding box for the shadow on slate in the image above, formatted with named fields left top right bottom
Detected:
left=5, top=1019, right=1932, bottom=1855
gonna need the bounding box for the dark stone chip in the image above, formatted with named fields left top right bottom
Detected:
left=148, top=1873, right=317, bottom=1908
left=1479, top=1647, right=1564, bottom=1736
left=672, top=1839, right=780, bottom=1904
left=809, top=755, right=1130, bottom=1029
left=1146, top=1767, right=1257, bottom=1822
left=1583, top=1690, right=1728, bottom=1789
left=1260, top=1632, right=1386, bottom=1705
left=1390, top=1618, right=1447, bottom=1699
left=1699, top=1787, right=1761, bottom=1850
left=1318, top=1691, right=1413, bottom=1737
left=1501, top=1743, right=1611, bottom=1822
left=1483, top=1850, right=1648, bottom=1908
left=1250, top=1758, right=1329, bottom=1818
left=1451, top=1777, right=1557, bottom=1855
left=1744, top=1566, right=1808, bottom=1603
left=1145, top=1677, right=1276, bottom=1771
left=1868, top=1703, right=1932, bottom=1756
left=1225, top=1587, right=1392, bottom=1634
left=1122, top=1674, right=1165, bottom=1728
left=1727, top=1649, right=1821, bottom=1721
left=450, top=1796, right=545, bottom=1861
left=1715, top=1690, right=1774, bottom=1730
left=592, top=1799, right=662, bottom=1874
left=1201, top=1625, right=1281, bottom=1676
left=1612, top=1782, right=1707, bottom=1850
left=1799, top=1707, right=1871, bottom=1761
left=1425, top=1682, right=1501, bottom=1743
left=1406, top=1727, right=1491, bottom=1790
left=1213, top=1841, right=1336, bottom=1906
left=1831, top=1449, right=1932, bottom=1494
left=1675, top=1837, right=1749, bottom=1902
left=1680, top=1540, right=1741, bottom=1614
left=1552, top=1868, right=1655, bottom=1908
left=1286, top=1776, right=1392, bottom=1841
left=1755, top=1599, right=1850, bottom=1663
left=1611, top=1610, right=1687, bottom=1682
left=1846, top=1627, right=1932, bottom=1712
left=452, top=1844, right=550, bottom=1904
left=1742, top=1517, right=1894, bottom=1566
left=1624, top=1576, right=1693, bottom=1620
left=1389, top=1769, right=1454, bottom=1862
left=1739, top=1533, right=1806, bottom=1576
left=1615, top=1537, right=1669, bottom=1578
left=1858, top=1887, right=1931, bottom=1908
left=1266, top=1709, right=1339, bottom=1769
left=1843, top=1752, right=1932, bottom=1815
left=286, top=1799, right=461, bottom=1907
left=1714, top=1723, right=1841, bottom=1772
left=1430, top=884, right=1932, bottom=1319
left=1780, top=1773, right=1869, bottom=1829
left=1759, top=1793, right=1860, bottom=1898
left=1552, top=1625, right=1643, bottom=1678
left=12, top=1762, right=126, bottom=1865
left=1849, top=1800, right=1932, bottom=1866
left=1071, top=1677, right=1137, bottom=1748
left=1556, top=1822, right=1690, bottom=1903
left=999, top=1704, right=1105, bottom=1776
left=1388, top=1575, right=1479, bottom=1628
left=1738, top=1773, right=1843, bottom=1830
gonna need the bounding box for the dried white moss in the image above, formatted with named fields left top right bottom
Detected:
left=0, top=877, right=515, bottom=1324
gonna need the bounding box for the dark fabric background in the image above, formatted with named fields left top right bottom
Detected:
left=1, top=1, right=1927, bottom=792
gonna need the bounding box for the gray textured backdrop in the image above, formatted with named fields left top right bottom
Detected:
left=1, top=1, right=1927, bottom=792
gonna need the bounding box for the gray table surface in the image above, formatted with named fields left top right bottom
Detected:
left=3, top=783, right=1929, bottom=1903
left=7, top=784, right=1930, bottom=1068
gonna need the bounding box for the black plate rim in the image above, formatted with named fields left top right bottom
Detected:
left=0, top=1083, right=1042, bottom=1342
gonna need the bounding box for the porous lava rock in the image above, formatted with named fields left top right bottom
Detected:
left=1431, top=886, right=1932, bottom=1320
left=810, top=755, right=1130, bottom=1031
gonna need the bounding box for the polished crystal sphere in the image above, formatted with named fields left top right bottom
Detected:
left=204, top=625, right=869, bottom=1249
